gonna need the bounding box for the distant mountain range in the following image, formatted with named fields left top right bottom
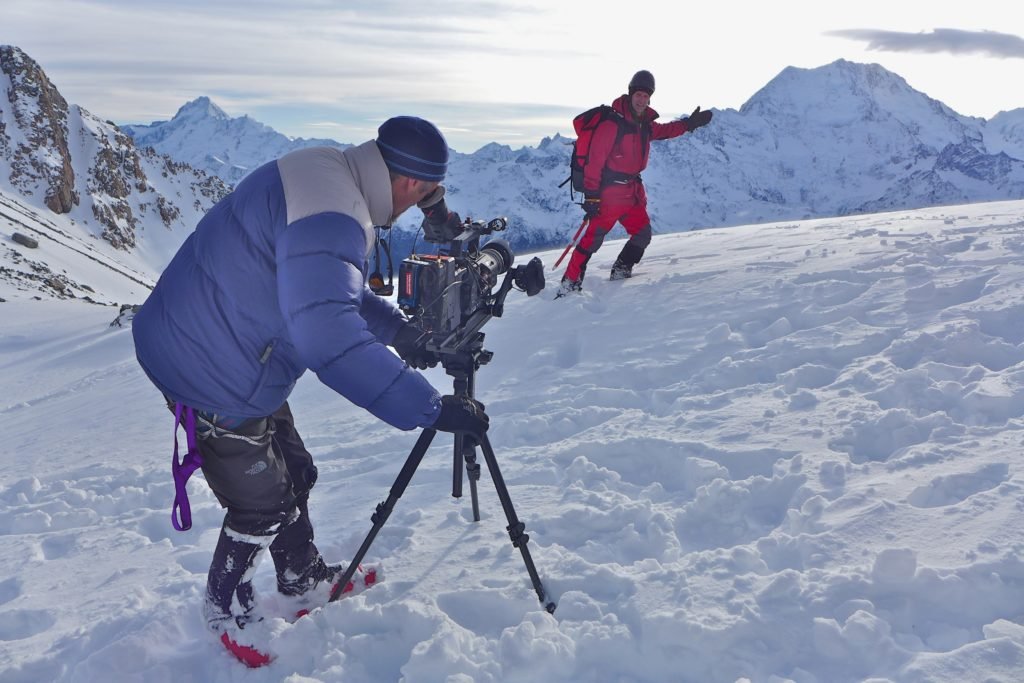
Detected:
left=122, top=98, right=349, bottom=186
left=118, top=57, right=1024, bottom=253
left=2, top=43, right=1024, bottom=303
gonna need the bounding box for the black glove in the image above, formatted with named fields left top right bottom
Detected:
left=420, top=187, right=463, bottom=242
left=422, top=207, right=462, bottom=243
left=391, top=322, right=439, bottom=370
left=432, top=395, right=489, bottom=441
left=582, top=192, right=601, bottom=218
left=685, top=106, right=713, bottom=132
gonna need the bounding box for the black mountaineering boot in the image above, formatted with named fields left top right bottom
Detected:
left=555, top=276, right=583, bottom=298
left=204, top=523, right=268, bottom=632
left=610, top=241, right=645, bottom=280
left=609, top=259, right=633, bottom=280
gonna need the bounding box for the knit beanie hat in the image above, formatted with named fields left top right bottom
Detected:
left=376, top=116, right=449, bottom=181
left=628, top=70, right=655, bottom=96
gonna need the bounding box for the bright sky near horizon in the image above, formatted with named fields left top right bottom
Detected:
left=6, top=0, right=1024, bottom=152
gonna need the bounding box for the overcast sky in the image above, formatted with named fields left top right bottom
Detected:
left=6, top=0, right=1024, bottom=153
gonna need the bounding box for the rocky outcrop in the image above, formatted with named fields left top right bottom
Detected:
left=0, top=45, right=78, bottom=214
left=1, top=45, right=229, bottom=253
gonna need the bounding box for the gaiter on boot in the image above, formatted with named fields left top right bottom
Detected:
left=610, top=240, right=647, bottom=280
left=270, top=496, right=336, bottom=596
left=204, top=523, right=271, bottom=631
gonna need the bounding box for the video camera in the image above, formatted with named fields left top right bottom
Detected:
left=397, top=200, right=545, bottom=356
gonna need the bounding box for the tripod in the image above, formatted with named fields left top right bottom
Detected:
left=329, top=331, right=556, bottom=614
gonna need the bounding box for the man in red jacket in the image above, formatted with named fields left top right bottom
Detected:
left=558, top=70, right=713, bottom=296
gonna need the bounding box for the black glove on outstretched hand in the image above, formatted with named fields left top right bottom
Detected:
left=685, top=106, right=713, bottom=132
left=392, top=322, right=439, bottom=370
left=582, top=191, right=601, bottom=218
left=432, top=395, right=490, bottom=441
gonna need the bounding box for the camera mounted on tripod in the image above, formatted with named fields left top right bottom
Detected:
left=334, top=191, right=557, bottom=615
left=397, top=197, right=545, bottom=356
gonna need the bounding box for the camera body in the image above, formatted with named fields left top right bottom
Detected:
left=397, top=253, right=463, bottom=338
left=398, top=216, right=543, bottom=354
left=398, top=217, right=512, bottom=344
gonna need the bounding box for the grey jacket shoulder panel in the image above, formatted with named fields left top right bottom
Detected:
left=276, top=142, right=394, bottom=258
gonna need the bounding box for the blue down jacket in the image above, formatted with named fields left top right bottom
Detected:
left=132, top=142, right=442, bottom=430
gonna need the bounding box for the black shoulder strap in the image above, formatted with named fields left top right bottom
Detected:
left=604, top=109, right=629, bottom=164
left=368, top=226, right=394, bottom=296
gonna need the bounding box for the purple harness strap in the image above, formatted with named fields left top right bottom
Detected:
left=171, top=402, right=204, bottom=531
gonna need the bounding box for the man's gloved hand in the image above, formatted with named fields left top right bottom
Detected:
left=582, top=191, right=601, bottom=218
left=420, top=186, right=463, bottom=242
left=430, top=210, right=463, bottom=241
left=392, top=322, right=439, bottom=370
left=685, top=106, right=713, bottom=132
left=431, top=395, right=490, bottom=441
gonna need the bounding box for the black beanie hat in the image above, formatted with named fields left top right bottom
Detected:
left=628, top=70, right=655, bottom=96
left=376, top=116, right=449, bottom=182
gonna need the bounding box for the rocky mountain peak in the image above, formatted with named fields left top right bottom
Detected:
left=1, top=45, right=228, bottom=253
left=985, top=108, right=1024, bottom=159
left=741, top=60, right=921, bottom=121
left=0, top=44, right=77, bottom=214
left=123, top=97, right=348, bottom=185
left=173, top=96, right=229, bottom=122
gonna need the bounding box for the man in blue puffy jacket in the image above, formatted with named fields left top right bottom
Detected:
left=132, top=116, right=487, bottom=653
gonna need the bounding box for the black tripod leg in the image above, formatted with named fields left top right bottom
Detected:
left=330, top=428, right=437, bottom=602
left=451, top=371, right=481, bottom=520
left=463, top=437, right=482, bottom=522
left=478, top=434, right=557, bottom=613
left=452, top=434, right=463, bottom=498
left=450, top=433, right=481, bottom=520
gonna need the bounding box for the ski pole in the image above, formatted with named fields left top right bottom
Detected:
left=553, top=217, right=589, bottom=269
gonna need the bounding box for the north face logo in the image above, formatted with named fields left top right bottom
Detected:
left=246, top=461, right=268, bottom=476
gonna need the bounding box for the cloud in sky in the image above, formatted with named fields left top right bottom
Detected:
left=6, top=0, right=581, bottom=151
left=9, top=1, right=1024, bottom=150
left=828, top=28, right=1024, bottom=59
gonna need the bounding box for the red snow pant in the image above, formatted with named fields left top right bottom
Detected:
left=564, top=199, right=651, bottom=283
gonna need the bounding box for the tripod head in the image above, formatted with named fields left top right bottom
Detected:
left=438, top=331, right=491, bottom=381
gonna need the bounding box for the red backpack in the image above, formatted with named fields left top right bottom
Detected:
left=561, top=105, right=626, bottom=197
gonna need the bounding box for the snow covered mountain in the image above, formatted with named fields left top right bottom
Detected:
left=0, top=45, right=230, bottom=302
left=123, top=97, right=349, bottom=186
left=121, top=59, right=1024, bottom=255
left=4, top=44, right=1024, bottom=301
left=1, top=188, right=157, bottom=305
left=984, top=108, right=1024, bottom=160
left=0, top=45, right=227, bottom=262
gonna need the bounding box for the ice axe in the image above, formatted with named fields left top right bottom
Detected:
left=553, top=217, right=589, bottom=269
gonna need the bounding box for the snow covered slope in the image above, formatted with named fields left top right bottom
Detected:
left=2, top=198, right=1024, bottom=681
left=1, top=188, right=156, bottom=305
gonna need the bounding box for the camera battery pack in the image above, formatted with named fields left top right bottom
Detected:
left=397, top=255, right=461, bottom=334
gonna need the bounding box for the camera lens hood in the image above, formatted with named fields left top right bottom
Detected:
left=477, top=239, right=514, bottom=276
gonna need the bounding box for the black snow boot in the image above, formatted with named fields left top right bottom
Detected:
left=610, top=242, right=645, bottom=280
left=555, top=276, right=583, bottom=299
left=204, top=523, right=269, bottom=632
left=269, top=497, right=336, bottom=597
left=609, top=260, right=633, bottom=280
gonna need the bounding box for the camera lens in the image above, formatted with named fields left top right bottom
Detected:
left=476, top=239, right=514, bottom=277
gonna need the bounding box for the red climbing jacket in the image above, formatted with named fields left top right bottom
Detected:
left=583, top=94, right=689, bottom=206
